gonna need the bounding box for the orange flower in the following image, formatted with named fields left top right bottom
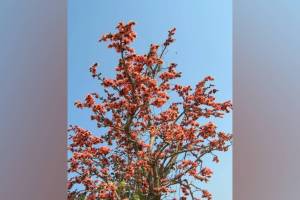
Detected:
left=202, top=190, right=212, bottom=200
left=201, top=167, right=213, bottom=177
left=99, top=146, right=110, bottom=155
left=89, top=63, right=98, bottom=77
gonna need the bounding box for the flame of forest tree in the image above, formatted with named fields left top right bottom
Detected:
left=68, top=21, right=232, bottom=200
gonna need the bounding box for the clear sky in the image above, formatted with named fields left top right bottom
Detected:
left=68, top=1, right=232, bottom=199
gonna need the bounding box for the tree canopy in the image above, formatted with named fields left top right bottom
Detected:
left=68, top=21, right=232, bottom=200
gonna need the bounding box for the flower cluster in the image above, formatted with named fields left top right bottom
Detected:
left=99, top=21, right=136, bottom=53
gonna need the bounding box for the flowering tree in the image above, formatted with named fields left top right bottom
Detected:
left=68, top=21, right=232, bottom=200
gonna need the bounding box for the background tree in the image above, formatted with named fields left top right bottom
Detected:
left=68, top=21, right=232, bottom=200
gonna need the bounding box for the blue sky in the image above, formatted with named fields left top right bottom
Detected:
left=68, top=1, right=232, bottom=199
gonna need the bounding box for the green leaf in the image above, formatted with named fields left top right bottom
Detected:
left=119, top=180, right=126, bottom=188
left=76, top=193, right=86, bottom=200
left=132, top=193, right=140, bottom=200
